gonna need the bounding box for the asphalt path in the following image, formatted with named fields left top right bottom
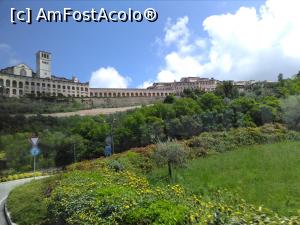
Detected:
left=0, top=177, right=41, bottom=225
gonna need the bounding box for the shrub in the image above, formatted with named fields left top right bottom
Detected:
left=152, top=140, right=188, bottom=179
left=186, top=123, right=297, bottom=155
left=108, top=160, right=124, bottom=172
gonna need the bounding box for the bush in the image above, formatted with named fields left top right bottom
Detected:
left=46, top=169, right=300, bottom=225
left=152, top=140, right=188, bottom=179
left=108, top=160, right=124, bottom=172
left=186, top=123, right=297, bottom=155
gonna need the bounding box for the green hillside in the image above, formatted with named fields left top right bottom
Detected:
left=150, top=141, right=300, bottom=216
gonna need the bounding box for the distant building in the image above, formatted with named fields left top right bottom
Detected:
left=0, top=51, right=89, bottom=97
left=148, top=77, right=220, bottom=94
left=0, top=52, right=224, bottom=98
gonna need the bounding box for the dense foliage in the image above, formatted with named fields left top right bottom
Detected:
left=1, top=74, right=300, bottom=174
left=7, top=124, right=300, bottom=224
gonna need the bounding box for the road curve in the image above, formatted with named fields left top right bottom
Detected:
left=0, top=178, right=39, bottom=225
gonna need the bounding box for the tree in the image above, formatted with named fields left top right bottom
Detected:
left=166, top=115, right=202, bottom=139
left=214, top=81, right=239, bottom=99
left=281, top=95, right=300, bottom=130
left=197, top=92, right=225, bottom=112
left=163, top=95, right=175, bottom=104
left=152, top=140, right=187, bottom=180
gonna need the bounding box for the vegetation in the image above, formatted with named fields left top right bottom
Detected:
left=4, top=72, right=300, bottom=224
left=2, top=74, right=300, bottom=174
left=0, top=96, right=87, bottom=114
left=153, top=140, right=187, bottom=179
left=0, top=171, right=43, bottom=183
left=150, top=142, right=300, bottom=216
left=7, top=124, right=300, bottom=224
left=7, top=177, right=56, bottom=225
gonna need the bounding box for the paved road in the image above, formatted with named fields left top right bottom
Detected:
left=25, top=105, right=144, bottom=118
left=0, top=178, right=37, bottom=225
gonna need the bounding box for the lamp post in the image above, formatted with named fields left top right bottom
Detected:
left=110, top=117, right=116, bottom=154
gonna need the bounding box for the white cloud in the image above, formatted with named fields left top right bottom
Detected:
left=157, top=52, right=203, bottom=82
left=0, top=43, right=20, bottom=66
left=164, top=16, right=190, bottom=46
left=137, top=80, right=153, bottom=89
left=151, top=0, right=300, bottom=84
left=89, top=67, right=130, bottom=88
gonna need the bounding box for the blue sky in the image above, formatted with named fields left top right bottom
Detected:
left=1, top=0, right=300, bottom=88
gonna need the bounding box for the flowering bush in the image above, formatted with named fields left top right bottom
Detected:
left=0, top=171, right=43, bottom=183
left=46, top=165, right=300, bottom=225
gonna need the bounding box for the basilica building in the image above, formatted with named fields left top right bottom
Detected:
left=0, top=51, right=89, bottom=98
left=0, top=51, right=219, bottom=98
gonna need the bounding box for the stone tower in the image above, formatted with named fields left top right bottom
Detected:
left=36, top=51, right=51, bottom=79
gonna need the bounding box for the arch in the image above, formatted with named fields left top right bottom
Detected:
left=99, top=93, right=102, bottom=97
left=148, top=93, right=151, bottom=96
left=104, top=93, right=107, bottom=97
left=113, top=93, right=116, bottom=97
left=126, top=93, right=129, bottom=97
left=0, top=79, right=3, bottom=86
left=19, top=81, right=23, bottom=88
left=0, top=87, right=3, bottom=96
left=12, top=80, right=17, bottom=88
left=6, top=88, right=10, bottom=95
left=6, top=80, right=10, bottom=87
left=19, top=89, right=23, bottom=95
left=20, top=68, right=27, bottom=76
left=12, top=89, right=17, bottom=95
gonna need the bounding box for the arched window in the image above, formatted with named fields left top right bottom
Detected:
left=12, top=80, right=17, bottom=88
left=20, top=68, right=27, bottom=76
left=0, top=79, right=3, bottom=86
left=6, top=80, right=10, bottom=87
left=19, top=82, right=23, bottom=88
left=19, top=90, right=23, bottom=95
left=12, top=89, right=17, bottom=95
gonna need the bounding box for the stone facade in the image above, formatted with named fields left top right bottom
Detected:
left=0, top=51, right=221, bottom=99
left=90, top=88, right=174, bottom=98
left=0, top=51, right=89, bottom=98
left=0, top=72, right=89, bottom=98
left=148, top=77, right=220, bottom=94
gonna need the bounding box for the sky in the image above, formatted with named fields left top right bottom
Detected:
left=1, top=0, right=300, bottom=88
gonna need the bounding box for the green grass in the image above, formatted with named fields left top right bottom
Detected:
left=149, top=141, right=300, bottom=216
left=7, top=177, right=55, bottom=225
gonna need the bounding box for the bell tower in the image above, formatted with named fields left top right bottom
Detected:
left=36, top=51, right=52, bottom=78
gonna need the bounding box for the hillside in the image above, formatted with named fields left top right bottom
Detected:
left=7, top=125, right=300, bottom=225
